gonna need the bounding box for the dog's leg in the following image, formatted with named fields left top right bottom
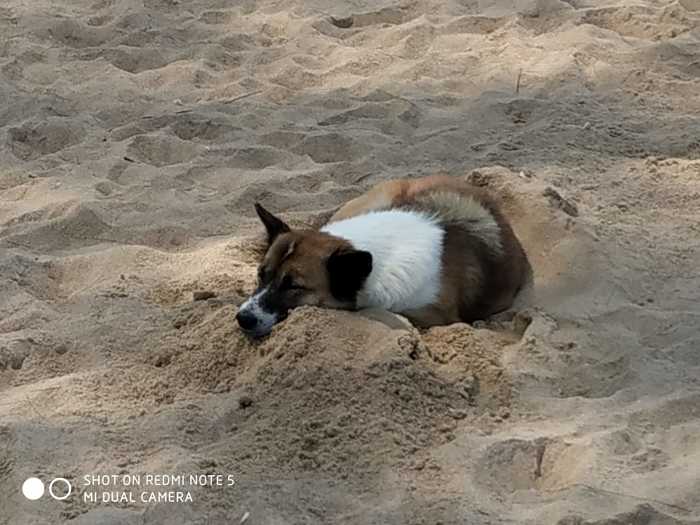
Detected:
left=400, top=304, right=460, bottom=329
left=358, top=307, right=413, bottom=330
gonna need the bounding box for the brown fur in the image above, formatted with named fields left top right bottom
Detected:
left=259, top=230, right=355, bottom=311
left=329, top=175, right=530, bottom=327
left=252, top=175, right=529, bottom=331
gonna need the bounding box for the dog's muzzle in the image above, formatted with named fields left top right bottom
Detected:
left=235, top=310, right=258, bottom=332
left=236, top=289, right=278, bottom=338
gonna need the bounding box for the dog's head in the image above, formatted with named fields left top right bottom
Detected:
left=236, top=204, right=373, bottom=338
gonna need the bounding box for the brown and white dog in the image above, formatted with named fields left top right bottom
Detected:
left=236, top=175, right=530, bottom=338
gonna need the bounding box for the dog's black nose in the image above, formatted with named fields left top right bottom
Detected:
left=236, top=310, right=258, bottom=331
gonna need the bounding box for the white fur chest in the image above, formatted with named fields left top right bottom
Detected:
left=322, top=210, right=444, bottom=312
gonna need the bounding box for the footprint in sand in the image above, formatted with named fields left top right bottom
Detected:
left=102, top=47, right=170, bottom=74
left=7, top=119, right=84, bottom=161
left=45, top=18, right=116, bottom=48
left=293, top=133, right=366, bottom=164
left=171, top=113, right=241, bottom=142
left=477, top=437, right=592, bottom=493
left=126, top=134, right=200, bottom=167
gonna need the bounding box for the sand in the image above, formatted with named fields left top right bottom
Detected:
left=1, top=0, right=699, bottom=523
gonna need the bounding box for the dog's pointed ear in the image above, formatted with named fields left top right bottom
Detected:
left=326, top=247, right=372, bottom=303
left=255, top=203, right=290, bottom=244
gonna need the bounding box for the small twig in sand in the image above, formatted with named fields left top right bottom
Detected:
left=140, top=90, right=264, bottom=120
left=515, top=68, right=523, bottom=94
left=222, top=90, right=264, bottom=105
left=353, top=172, right=374, bottom=184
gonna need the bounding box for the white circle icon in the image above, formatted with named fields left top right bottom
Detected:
left=22, top=477, right=45, bottom=500
left=48, top=478, right=72, bottom=500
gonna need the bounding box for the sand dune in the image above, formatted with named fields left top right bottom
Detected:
left=1, top=0, right=699, bottom=523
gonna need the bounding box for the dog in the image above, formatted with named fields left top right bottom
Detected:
left=236, top=175, right=530, bottom=338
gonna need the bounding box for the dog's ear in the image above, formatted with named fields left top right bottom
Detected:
left=255, top=203, right=290, bottom=244
left=326, top=248, right=372, bottom=303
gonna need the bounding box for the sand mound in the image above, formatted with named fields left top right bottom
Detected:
left=1, top=0, right=700, bottom=523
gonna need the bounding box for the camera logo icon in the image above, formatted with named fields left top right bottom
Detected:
left=22, top=477, right=72, bottom=501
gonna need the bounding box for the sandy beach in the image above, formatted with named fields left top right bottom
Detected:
left=1, top=0, right=699, bottom=523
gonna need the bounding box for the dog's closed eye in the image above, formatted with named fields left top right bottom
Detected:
left=280, top=275, right=308, bottom=291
